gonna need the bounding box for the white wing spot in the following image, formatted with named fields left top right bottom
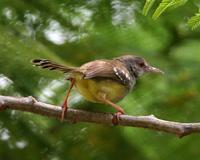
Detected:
left=113, top=67, right=117, bottom=73
left=125, top=73, right=130, bottom=80
left=122, top=70, right=125, bottom=74
left=113, top=67, right=123, bottom=81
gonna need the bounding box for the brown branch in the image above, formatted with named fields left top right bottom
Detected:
left=0, top=95, right=200, bottom=138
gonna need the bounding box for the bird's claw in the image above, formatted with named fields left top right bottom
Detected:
left=61, top=104, right=68, bottom=122
left=112, top=112, right=123, bottom=125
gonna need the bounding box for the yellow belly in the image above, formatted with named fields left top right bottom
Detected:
left=74, top=77, right=129, bottom=103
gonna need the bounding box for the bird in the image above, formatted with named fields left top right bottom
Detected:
left=32, top=55, right=163, bottom=123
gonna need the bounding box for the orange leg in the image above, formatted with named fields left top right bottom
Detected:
left=61, top=78, right=75, bottom=121
left=99, top=93, right=125, bottom=125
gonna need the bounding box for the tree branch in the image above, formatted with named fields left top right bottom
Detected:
left=0, top=95, right=200, bottom=138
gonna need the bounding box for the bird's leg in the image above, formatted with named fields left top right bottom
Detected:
left=99, top=93, right=125, bottom=125
left=61, top=78, right=75, bottom=121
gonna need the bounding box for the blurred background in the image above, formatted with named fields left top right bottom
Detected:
left=0, top=0, right=200, bottom=160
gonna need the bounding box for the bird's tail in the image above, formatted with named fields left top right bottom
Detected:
left=32, top=59, right=75, bottom=73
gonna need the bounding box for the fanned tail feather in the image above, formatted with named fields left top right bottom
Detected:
left=32, top=59, right=75, bottom=73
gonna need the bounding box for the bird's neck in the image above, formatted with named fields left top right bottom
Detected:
left=117, top=59, right=139, bottom=79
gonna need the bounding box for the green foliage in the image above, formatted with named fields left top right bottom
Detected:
left=142, top=0, right=188, bottom=19
left=0, top=0, right=200, bottom=160
left=152, top=0, right=188, bottom=19
left=188, top=9, right=200, bottom=30
left=142, top=0, right=156, bottom=16
left=142, top=0, right=200, bottom=30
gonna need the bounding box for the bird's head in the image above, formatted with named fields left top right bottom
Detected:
left=115, top=55, right=164, bottom=78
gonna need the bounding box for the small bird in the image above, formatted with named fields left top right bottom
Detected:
left=32, top=55, right=163, bottom=123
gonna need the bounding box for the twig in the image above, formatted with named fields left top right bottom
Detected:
left=0, top=95, right=200, bottom=138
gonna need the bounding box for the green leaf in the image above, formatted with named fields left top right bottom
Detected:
left=152, top=0, right=188, bottom=19
left=188, top=9, right=200, bottom=30
left=142, top=0, right=156, bottom=16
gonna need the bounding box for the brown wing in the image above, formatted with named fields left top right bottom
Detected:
left=79, top=60, right=132, bottom=86
left=80, top=60, right=114, bottom=79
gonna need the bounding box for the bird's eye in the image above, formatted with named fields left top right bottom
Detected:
left=138, top=62, right=145, bottom=67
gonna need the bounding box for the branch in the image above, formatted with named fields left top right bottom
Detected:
left=0, top=95, right=200, bottom=138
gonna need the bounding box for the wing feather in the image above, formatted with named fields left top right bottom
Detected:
left=81, top=60, right=115, bottom=79
left=80, top=60, right=131, bottom=86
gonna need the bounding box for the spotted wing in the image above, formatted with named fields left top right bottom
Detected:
left=112, top=66, right=132, bottom=86
left=81, top=60, right=131, bottom=86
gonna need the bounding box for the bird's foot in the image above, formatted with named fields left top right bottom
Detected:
left=60, top=78, right=74, bottom=122
left=61, top=103, right=68, bottom=122
left=112, top=111, right=124, bottom=125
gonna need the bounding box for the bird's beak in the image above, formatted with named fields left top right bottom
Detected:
left=145, top=65, right=164, bottom=74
